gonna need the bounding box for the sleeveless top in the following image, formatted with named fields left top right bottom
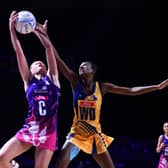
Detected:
left=16, top=75, right=60, bottom=150
left=71, top=81, right=102, bottom=134
left=161, top=134, right=168, bottom=157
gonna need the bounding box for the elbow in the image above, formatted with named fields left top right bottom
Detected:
left=127, top=91, right=140, bottom=96
left=127, top=88, right=140, bottom=96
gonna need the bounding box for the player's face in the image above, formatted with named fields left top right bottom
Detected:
left=163, top=123, right=168, bottom=134
left=79, top=62, right=94, bottom=77
left=30, top=61, right=47, bottom=75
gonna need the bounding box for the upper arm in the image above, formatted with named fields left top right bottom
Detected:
left=52, top=46, right=79, bottom=86
left=45, top=47, right=60, bottom=88
left=156, top=135, right=163, bottom=153
left=157, top=135, right=163, bottom=147
left=47, top=71, right=60, bottom=89
left=101, top=82, right=160, bottom=96
left=10, top=26, right=32, bottom=85
left=46, top=47, right=79, bottom=88
left=56, top=57, right=78, bottom=86
left=101, top=82, right=133, bottom=95
left=16, top=52, right=32, bottom=82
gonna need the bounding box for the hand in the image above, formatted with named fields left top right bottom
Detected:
left=33, top=20, right=52, bottom=48
left=34, top=20, right=48, bottom=38
left=9, top=11, right=18, bottom=32
left=159, top=79, right=168, bottom=90
left=156, top=142, right=165, bottom=153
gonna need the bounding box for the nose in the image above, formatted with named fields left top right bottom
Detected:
left=79, top=67, right=83, bottom=70
left=37, top=62, right=42, bottom=66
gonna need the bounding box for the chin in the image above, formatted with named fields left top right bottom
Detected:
left=79, top=73, right=85, bottom=77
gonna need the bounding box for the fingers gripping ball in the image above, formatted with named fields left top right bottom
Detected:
left=15, top=10, right=36, bottom=34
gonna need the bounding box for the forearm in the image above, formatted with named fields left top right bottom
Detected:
left=36, top=31, right=51, bottom=48
left=46, top=47, right=57, bottom=72
left=129, top=85, right=159, bottom=95
left=10, top=30, right=21, bottom=52
left=156, top=146, right=162, bottom=153
left=102, top=82, right=161, bottom=96
left=52, top=47, right=74, bottom=79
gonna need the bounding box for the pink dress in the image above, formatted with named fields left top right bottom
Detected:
left=15, top=76, right=60, bottom=151
left=158, top=135, right=168, bottom=168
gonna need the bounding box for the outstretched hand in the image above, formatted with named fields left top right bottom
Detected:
left=34, top=20, right=49, bottom=38
left=159, top=79, right=168, bottom=90
left=9, top=11, right=18, bottom=32
left=33, top=20, right=52, bottom=48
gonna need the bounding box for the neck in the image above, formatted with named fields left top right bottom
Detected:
left=34, top=74, right=45, bottom=80
left=81, top=78, right=95, bottom=93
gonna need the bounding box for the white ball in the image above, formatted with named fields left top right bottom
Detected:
left=15, top=10, right=36, bottom=34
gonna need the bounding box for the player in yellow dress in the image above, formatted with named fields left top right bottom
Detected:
left=36, top=21, right=168, bottom=168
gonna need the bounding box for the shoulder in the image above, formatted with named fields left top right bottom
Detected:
left=72, top=80, right=81, bottom=92
left=158, top=135, right=163, bottom=141
left=95, top=81, right=104, bottom=95
left=97, top=81, right=108, bottom=96
left=24, top=76, right=36, bottom=91
left=46, top=74, right=60, bottom=88
left=96, top=81, right=101, bottom=89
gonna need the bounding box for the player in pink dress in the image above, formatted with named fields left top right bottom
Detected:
left=156, top=122, right=168, bottom=168
left=0, top=11, right=60, bottom=168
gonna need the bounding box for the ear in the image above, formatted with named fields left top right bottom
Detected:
left=92, top=69, right=96, bottom=74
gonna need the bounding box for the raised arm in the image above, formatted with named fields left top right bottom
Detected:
left=156, top=135, right=164, bottom=153
left=101, top=78, right=168, bottom=96
left=52, top=43, right=79, bottom=88
left=33, top=21, right=78, bottom=88
left=9, top=11, right=32, bottom=91
left=33, top=21, right=60, bottom=88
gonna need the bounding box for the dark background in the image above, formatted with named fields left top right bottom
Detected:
left=0, top=0, right=168, bottom=167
